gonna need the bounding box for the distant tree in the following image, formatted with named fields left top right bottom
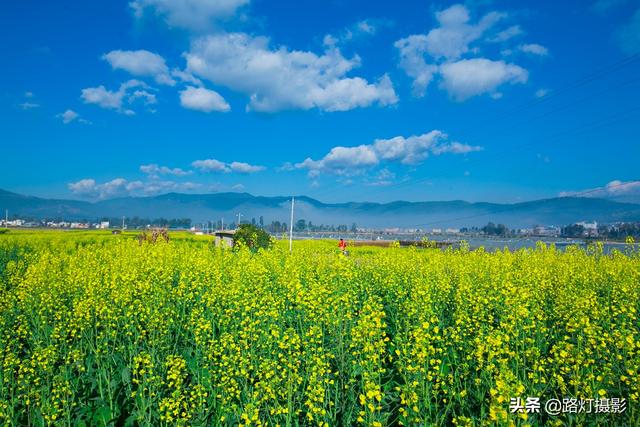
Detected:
left=482, top=222, right=509, bottom=236
left=295, top=219, right=306, bottom=232
left=351, top=222, right=358, bottom=233
left=561, top=224, right=585, bottom=238
left=234, top=223, right=273, bottom=251
left=259, top=216, right=264, bottom=227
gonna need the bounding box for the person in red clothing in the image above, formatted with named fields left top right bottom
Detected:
left=338, top=238, right=347, bottom=254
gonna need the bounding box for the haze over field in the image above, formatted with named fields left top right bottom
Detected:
left=2, top=188, right=640, bottom=229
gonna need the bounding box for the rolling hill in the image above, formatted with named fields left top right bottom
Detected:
left=1, top=188, right=640, bottom=228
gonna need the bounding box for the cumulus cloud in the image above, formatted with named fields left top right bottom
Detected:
left=191, top=158, right=265, bottom=173
left=374, top=130, right=482, bottom=163
left=185, top=32, right=398, bottom=112
left=103, top=50, right=175, bottom=85
left=68, top=178, right=142, bottom=199
left=129, top=89, right=157, bottom=105
left=422, top=4, right=504, bottom=60
left=179, top=86, right=230, bottom=112
left=229, top=162, right=265, bottom=173
left=130, top=0, right=249, bottom=31
left=58, top=109, right=79, bottom=124
left=394, top=4, right=533, bottom=100
left=296, top=145, right=379, bottom=177
left=192, top=158, right=229, bottom=173
left=140, top=163, right=191, bottom=177
left=439, top=58, right=528, bottom=100
left=294, top=130, right=482, bottom=176
left=519, top=43, right=549, bottom=56
left=395, top=35, right=438, bottom=96
left=171, top=69, right=203, bottom=86
left=68, top=177, right=202, bottom=199
left=81, top=79, right=151, bottom=113
left=560, top=180, right=640, bottom=202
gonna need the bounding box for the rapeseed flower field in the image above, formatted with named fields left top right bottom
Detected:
left=0, top=232, right=638, bottom=426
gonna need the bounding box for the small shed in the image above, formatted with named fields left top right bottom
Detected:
left=213, top=230, right=236, bottom=248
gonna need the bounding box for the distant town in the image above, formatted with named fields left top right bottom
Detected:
left=2, top=210, right=639, bottom=240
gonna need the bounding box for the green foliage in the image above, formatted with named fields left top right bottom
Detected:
left=233, top=223, right=273, bottom=250
left=0, top=228, right=8, bottom=234
left=420, top=237, right=437, bottom=248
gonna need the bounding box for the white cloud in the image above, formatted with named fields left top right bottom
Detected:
left=19, top=102, right=40, bottom=110
left=81, top=79, right=150, bottom=113
left=229, top=161, right=265, bottom=173
left=68, top=177, right=202, bottom=199
left=394, top=35, right=438, bottom=96
left=519, top=43, right=549, bottom=56
left=374, top=130, right=482, bottom=164
left=439, top=58, right=528, bottom=100
left=296, top=145, right=379, bottom=177
left=365, top=168, right=396, bottom=186
left=191, top=159, right=265, bottom=173
left=192, top=158, right=229, bottom=173
left=535, top=88, right=549, bottom=98
left=130, top=89, right=157, bottom=105
left=295, top=130, right=482, bottom=176
left=171, top=69, right=203, bottom=86
left=58, top=109, right=79, bottom=124
left=394, top=4, right=533, bottom=99
left=140, top=163, right=191, bottom=176
left=487, top=25, right=523, bottom=43
left=324, top=19, right=380, bottom=47
left=103, top=50, right=175, bottom=85
left=25, top=91, right=34, bottom=98
left=617, top=8, right=640, bottom=54
left=560, top=180, right=640, bottom=201
left=185, top=32, right=398, bottom=112
left=357, top=20, right=377, bottom=35
left=179, top=86, right=230, bottom=112
left=130, top=0, right=249, bottom=31
left=422, top=4, right=504, bottom=60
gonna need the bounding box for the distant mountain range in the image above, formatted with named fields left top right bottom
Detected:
left=2, top=188, right=640, bottom=228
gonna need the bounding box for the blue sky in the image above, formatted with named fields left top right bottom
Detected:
left=1, top=0, right=639, bottom=203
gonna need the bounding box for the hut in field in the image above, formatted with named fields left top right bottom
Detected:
left=213, top=230, right=236, bottom=248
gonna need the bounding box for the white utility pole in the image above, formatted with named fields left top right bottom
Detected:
left=289, top=196, right=295, bottom=253
left=221, top=218, right=224, bottom=231
left=237, top=213, right=242, bottom=227
left=4, top=209, right=7, bottom=227
left=122, top=216, right=125, bottom=230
